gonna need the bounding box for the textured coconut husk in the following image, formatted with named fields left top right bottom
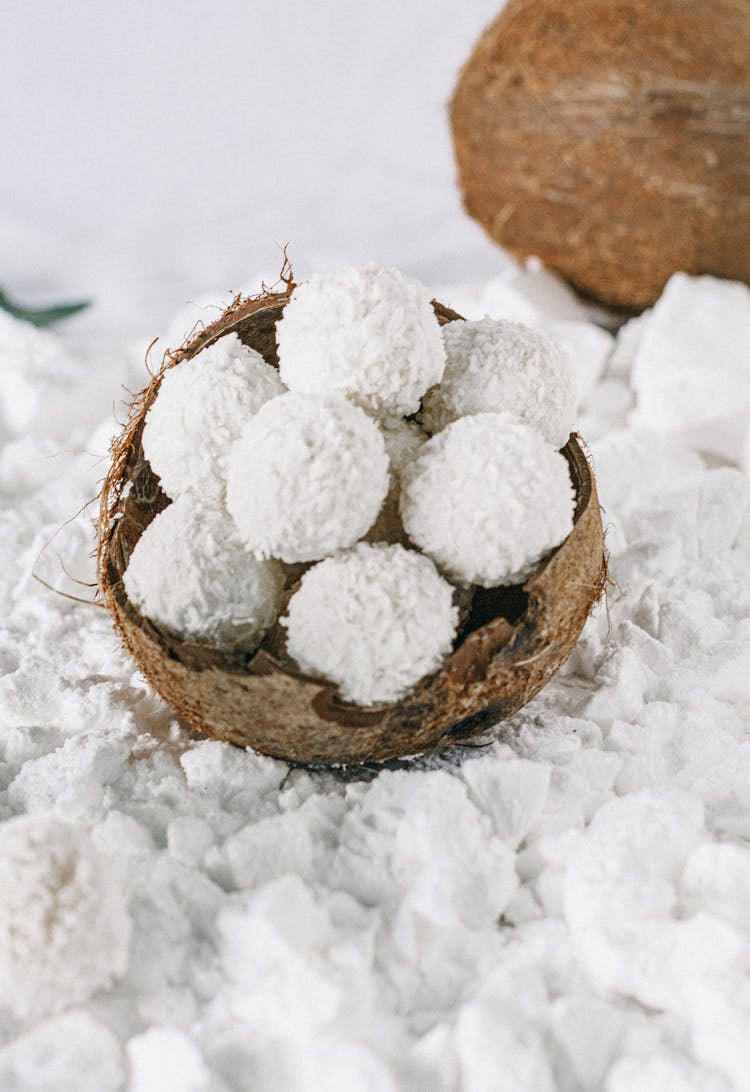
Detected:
left=97, top=289, right=606, bottom=766
left=451, top=0, right=750, bottom=312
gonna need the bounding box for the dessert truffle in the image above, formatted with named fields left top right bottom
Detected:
left=276, top=265, right=446, bottom=420
left=284, top=542, right=458, bottom=705
left=142, top=332, right=285, bottom=500
left=401, top=412, right=575, bottom=587
left=226, top=391, right=389, bottom=563
left=124, top=496, right=284, bottom=650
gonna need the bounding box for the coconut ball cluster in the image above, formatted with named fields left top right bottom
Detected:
left=0, top=816, right=131, bottom=1020
left=128, top=263, right=578, bottom=707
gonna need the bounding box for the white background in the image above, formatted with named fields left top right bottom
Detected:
left=1, top=0, right=506, bottom=334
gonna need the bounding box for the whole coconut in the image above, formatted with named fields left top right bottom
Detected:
left=451, top=0, right=750, bottom=311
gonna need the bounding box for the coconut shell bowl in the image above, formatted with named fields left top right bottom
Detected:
left=98, top=290, right=606, bottom=766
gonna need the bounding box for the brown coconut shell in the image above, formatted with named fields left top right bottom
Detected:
left=97, top=289, right=606, bottom=766
left=451, top=0, right=750, bottom=311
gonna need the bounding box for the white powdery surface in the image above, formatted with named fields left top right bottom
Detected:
left=0, top=817, right=131, bottom=1021
left=3, top=284, right=750, bottom=1090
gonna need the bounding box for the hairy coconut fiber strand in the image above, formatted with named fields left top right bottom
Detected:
left=97, top=291, right=606, bottom=766
left=451, top=0, right=750, bottom=311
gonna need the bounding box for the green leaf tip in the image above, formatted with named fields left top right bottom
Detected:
left=0, top=286, right=91, bottom=327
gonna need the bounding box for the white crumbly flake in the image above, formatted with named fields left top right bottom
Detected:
left=0, top=312, right=80, bottom=438
left=141, top=332, right=285, bottom=500
left=544, top=317, right=612, bottom=407
left=563, top=789, right=704, bottom=929
left=366, top=419, right=427, bottom=545
left=127, top=1027, right=225, bottom=1092
left=123, top=495, right=284, bottom=649
left=0, top=816, right=131, bottom=1020
left=401, top=412, right=575, bottom=587
left=420, top=317, right=576, bottom=447
left=226, top=391, right=389, bottom=563
left=0, top=1012, right=125, bottom=1092
left=607, top=1049, right=733, bottom=1092
left=284, top=542, right=458, bottom=705
left=631, top=273, right=750, bottom=461
left=276, top=264, right=446, bottom=419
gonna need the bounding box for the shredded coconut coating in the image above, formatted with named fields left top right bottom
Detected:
left=0, top=816, right=131, bottom=1020
left=276, top=265, right=446, bottom=420
left=142, top=332, right=285, bottom=500
left=226, top=391, right=389, bottom=563
left=123, top=496, right=284, bottom=650
left=420, top=317, right=576, bottom=448
left=400, top=412, right=575, bottom=587
left=366, top=419, right=427, bottom=545
left=284, top=543, right=458, bottom=706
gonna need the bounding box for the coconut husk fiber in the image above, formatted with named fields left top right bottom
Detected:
left=451, top=0, right=750, bottom=312
left=97, top=289, right=606, bottom=766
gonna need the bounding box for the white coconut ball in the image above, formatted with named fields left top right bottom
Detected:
left=420, top=317, right=576, bottom=448
left=226, top=391, right=389, bottom=563
left=284, top=543, right=458, bottom=706
left=366, top=419, right=427, bottom=545
left=276, top=265, right=446, bottom=420
left=142, top=332, right=285, bottom=500
left=124, top=496, right=284, bottom=650
left=0, top=816, right=131, bottom=1020
left=400, top=412, right=575, bottom=588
